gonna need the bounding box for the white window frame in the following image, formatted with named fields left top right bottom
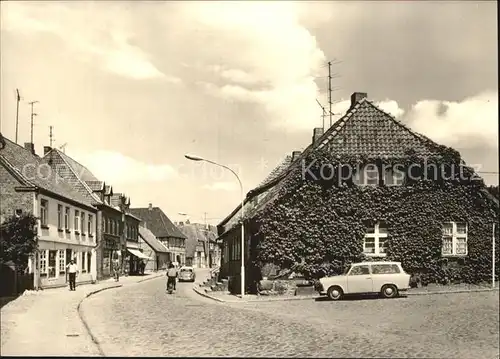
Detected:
left=354, top=164, right=379, bottom=186
left=88, top=214, right=93, bottom=235
left=58, top=249, right=66, bottom=274
left=39, top=250, right=47, bottom=276
left=65, top=207, right=70, bottom=230
left=82, top=252, right=87, bottom=273
left=74, top=210, right=80, bottom=232
left=40, top=199, right=48, bottom=226
left=383, top=167, right=405, bottom=186
left=442, top=222, right=468, bottom=256
left=48, top=250, right=57, bottom=279
left=57, top=204, right=63, bottom=229
left=81, top=213, right=86, bottom=235
left=363, top=222, right=388, bottom=257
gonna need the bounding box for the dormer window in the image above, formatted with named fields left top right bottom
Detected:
left=383, top=166, right=405, bottom=186
left=353, top=164, right=379, bottom=186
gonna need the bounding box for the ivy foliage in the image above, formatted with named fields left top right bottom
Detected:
left=0, top=213, right=39, bottom=272
left=252, top=147, right=499, bottom=284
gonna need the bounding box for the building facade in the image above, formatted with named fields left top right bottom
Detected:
left=0, top=137, right=98, bottom=288
left=130, top=204, right=187, bottom=265
left=138, top=224, right=170, bottom=271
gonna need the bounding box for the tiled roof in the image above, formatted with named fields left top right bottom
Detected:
left=129, top=207, right=186, bottom=239
left=218, top=95, right=462, bottom=236
left=85, top=180, right=104, bottom=191
left=180, top=223, right=216, bottom=257
left=41, top=149, right=102, bottom=203
left=139, top=226, right=169, bottom=254
left=218, top=154, right=293, bottom=232
left=55, top=150, right=100, bottom=182
left=0, top=137, right=95, bottom=209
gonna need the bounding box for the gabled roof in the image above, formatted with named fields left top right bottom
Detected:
left=129, top=207, right=186, bottom=239
left=139, top=226, right=169, bottom=254
left=42, top=149, right=102, bottom=203
left=85, top=180, right=105, bottom=191
left=0, top=136, right=96, bottom=209
left=217, top=93, right=491, bottom=236
left=218, top=154, right=293, bottom=230
left=179, top=223, right=217, bottom=258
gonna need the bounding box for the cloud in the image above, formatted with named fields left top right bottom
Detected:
left=68, top=150, right=178, bottom=185
left=202, top=182, right=239, bottom=192
left=405, top=91, right=498, bottom=149
left=182, top=2, right=325, bottom=130
left=329, top=91, right=498, bottom=150
left=0, top=2, right=179, bottom=82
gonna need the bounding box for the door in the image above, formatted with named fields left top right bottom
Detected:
left=346, top=264, right=373, bottom=294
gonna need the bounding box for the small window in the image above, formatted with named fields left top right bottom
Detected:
left=74, top=210, right=80, bottom=232
left=15, top=209, right=23, bottom=217
left=81, top=213, right=85, bottom=234
left=442, top=222, right=468, bottom=256
left=88, top=215, right=93, bottom=235
left=371, top=264, right=401, bottom=275
left=363, top=221, right=388, bottom=257
left=65, top=207, right=70, bottom=230
left=58, top=249, right=66, bottom=274
left=57, top=205, right=63, bottom=229
left=40, top=199, right=48, bottom=226
left=349, top=265, right=370, bottom=276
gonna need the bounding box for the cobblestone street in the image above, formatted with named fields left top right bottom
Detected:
left=80, top=276, right=499, bottom=358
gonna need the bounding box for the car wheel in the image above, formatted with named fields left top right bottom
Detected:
left=327, top=286, right=343, bottom=301
left=381, top=284, right=398, bottom=298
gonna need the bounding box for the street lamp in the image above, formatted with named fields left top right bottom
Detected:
left=184, top=154, right=245, bottom=298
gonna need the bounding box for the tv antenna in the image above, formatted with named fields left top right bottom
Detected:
left=15, top=89, right=23, bottom=144
left=316, top=99, right=327, bottom=131
left=59, top=142, right=68, bottom=153
left=28, top=100, right=39, bottom=144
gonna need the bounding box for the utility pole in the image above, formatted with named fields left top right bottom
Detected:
left=15, top=89, right=21, bottom=144
left=328, top=61, right=332, bottom=127
left=28, top=101, right=39, bottom=145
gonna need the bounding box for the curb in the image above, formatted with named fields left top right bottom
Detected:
left=77, top=284, right=123, bottom=357
left=137, top=273, right=164, bottom=283
left=405, top=287, right=499, bottom=296
left=193, top=284, right=499, bottom=303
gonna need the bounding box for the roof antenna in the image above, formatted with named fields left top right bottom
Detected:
left=316, top=99, right=327, bottom=131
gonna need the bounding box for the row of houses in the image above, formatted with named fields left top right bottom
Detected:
left=0, top=134, right=216, bottom=290
left=216, top=92, right=499, bottom=294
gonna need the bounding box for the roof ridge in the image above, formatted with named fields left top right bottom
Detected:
left=51, top=150, right=103, bottom=203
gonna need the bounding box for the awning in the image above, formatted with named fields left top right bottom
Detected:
left=127, top=248, right=151, bottom=260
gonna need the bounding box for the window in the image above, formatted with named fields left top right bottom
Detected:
left=384, top=167, right=405, bottom=186
left=87, top=251, right=92, bottom=273
left=58, top=249, right=66, bottom=274
left=104, top=217, right=108, bottom=233
left=81, top=213, right=85, bottom=234
left=442, top=222, right=468, bottom=256
left=371, top=264, right=400, bottom=274
left=74, top=210, right=80, bottom=232
left=82, top=252, right=87, bottom=273
left=65, top=207, right=70, bottom=230
left=88, top=215, right=93, bottom=236
left=66, top=249, right=73, bottom=266
left=57, top=205, right=63, bottom=229
left=354, top=164, right=379, bottom=186
left=47, top=250, right=57, bottom=278
left=349, top=265, right=370, bottom=275
left=15, top=209, right=23, bottom=217
left=363, top=221, right=388, bottom=257
left=40, top=250, right=47, bottom=276
left=40, top=199, right=48, bottom=227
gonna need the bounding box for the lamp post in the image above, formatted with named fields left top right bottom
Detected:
left=184, top=154, right=245, bottom=298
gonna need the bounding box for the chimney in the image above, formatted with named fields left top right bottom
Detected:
left=350, top=92, right=367, bottom=108
left=43, top=146, right=52, bottom=156
left=312, top=128, right=324, bottom=144
left=148, top=203, right=152, bottom=211
left=178, top=221, right=184, bottom=227
left=291, top=151, right=302, bottom=162
left=24, top=142, right=35, bottom=155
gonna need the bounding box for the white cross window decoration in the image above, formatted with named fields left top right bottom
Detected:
left=363, top=221, right=388, bottom=257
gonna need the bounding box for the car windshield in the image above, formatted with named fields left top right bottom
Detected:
left=180, top=268, right=193, bottom=272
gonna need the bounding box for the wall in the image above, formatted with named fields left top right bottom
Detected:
left=0, top=164, right=34, bottom=222
left=35, top=193, right=98, bottom=287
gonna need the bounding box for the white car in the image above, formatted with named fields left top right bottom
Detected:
left=317, top=261, right=411, bottom=300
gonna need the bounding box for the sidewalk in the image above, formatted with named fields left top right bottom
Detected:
left=193, top=281, right=500, bottom=303
left=0, top=270, right=165, bottom=356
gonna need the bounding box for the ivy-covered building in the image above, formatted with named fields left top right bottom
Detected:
left=217, top=92, right=499, bottom=294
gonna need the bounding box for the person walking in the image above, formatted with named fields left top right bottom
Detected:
left=66, top=259, right=78, bottom=291
left=166, top=262, right=178, bottom=292
left=113, top=259, right=120, bottom=282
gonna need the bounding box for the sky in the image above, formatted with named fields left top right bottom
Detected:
left=1, top=1, right=498, bottom=225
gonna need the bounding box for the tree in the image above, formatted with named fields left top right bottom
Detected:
left=0, top=213, right=39, bottom=272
